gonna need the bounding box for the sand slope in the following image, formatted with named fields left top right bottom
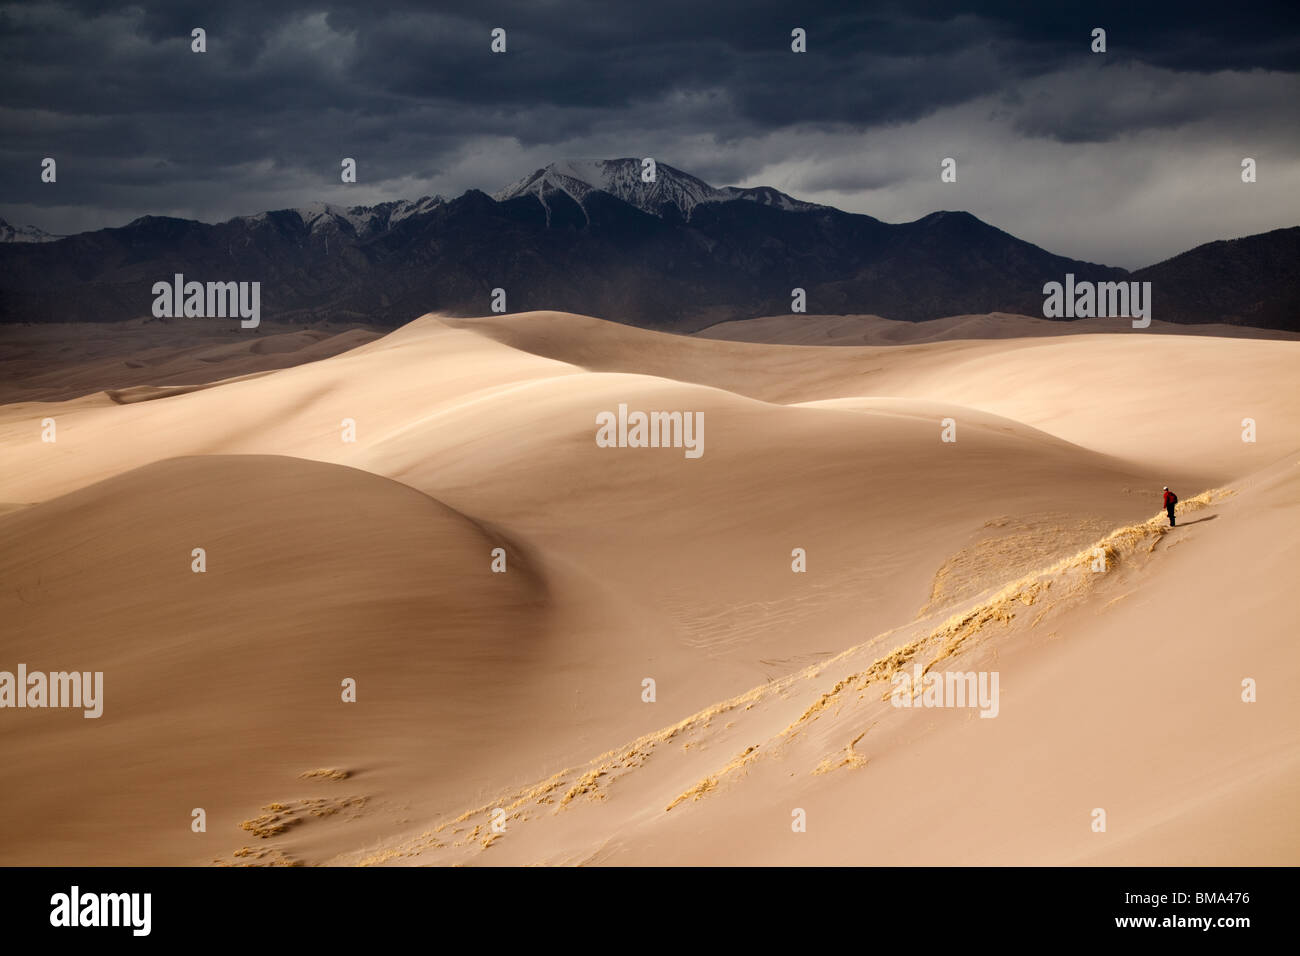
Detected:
left=0, top=455, right=551, bottom=865
left=366, top=466, right=1298, bottom=866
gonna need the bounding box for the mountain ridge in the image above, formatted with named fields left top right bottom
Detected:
left=0, top=161, right=1295, bottom=330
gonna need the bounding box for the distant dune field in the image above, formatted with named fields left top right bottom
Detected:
left=696, top=312, right=1300, bottom=346
left=0, top=311, right=1296, bottom=865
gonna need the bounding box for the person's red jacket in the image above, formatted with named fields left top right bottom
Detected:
left=1163, top=489, right=1176, bottom=508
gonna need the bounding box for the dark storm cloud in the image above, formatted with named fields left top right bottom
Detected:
left=919, top=0, right=1300, bottom=73
left=0, top=0, right=1297, bottom=255
left=6, top=1, right=1295, bottom=126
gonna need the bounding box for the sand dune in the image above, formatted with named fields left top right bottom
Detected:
left=0, top=310, right=1295, bottom=865
left=0, top=454, right=552, bottom=865
left=448, top=311, right=1298, bottom=480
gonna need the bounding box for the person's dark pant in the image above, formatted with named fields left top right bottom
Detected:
left=1167, top=505, right=1176, bottom=526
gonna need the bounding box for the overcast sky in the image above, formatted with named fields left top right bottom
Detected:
left=1, top=0, right=1297, bottom=268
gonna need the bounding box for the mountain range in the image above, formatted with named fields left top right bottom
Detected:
left=1, top=158, right=1296, bottom=330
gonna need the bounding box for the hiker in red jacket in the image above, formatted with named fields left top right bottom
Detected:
left=1162, top=486, right=1178, bottom=527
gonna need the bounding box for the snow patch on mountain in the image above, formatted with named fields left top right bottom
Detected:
left=0, top=218, right=60, bottom=242
left=235, top=196, right=444, bottom=238
left=716, top=185, right=821, bottom=212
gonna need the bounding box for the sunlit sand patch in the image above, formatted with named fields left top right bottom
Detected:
left=813, top=731, right=870, bottom=775
left=237, top=795, right=368, bottom=840
left=299, top=768, right=352, bottom=781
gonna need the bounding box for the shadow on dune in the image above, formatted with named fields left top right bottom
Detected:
left=1176, top=515, right=1220, bottom=526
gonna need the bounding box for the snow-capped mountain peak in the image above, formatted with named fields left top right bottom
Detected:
left=492, top=158, right=821, bottom=219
